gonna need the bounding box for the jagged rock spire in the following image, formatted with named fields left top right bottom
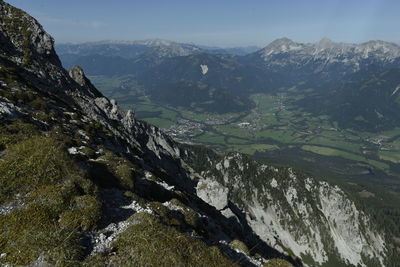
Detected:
left=69, top=65, right=103, bottom=98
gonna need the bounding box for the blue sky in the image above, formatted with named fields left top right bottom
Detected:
left=7, top=0, right=400, bottom=47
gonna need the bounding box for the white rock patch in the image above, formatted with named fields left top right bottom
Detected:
left=391, top=85, right=400, bottom=96
left=196, top=179, right=228, bottom=210
left=91, top=189, right=153, bottom=255
left=200, top=64, right=208, bottom=75
left=270, top=178, right=278, bottom=188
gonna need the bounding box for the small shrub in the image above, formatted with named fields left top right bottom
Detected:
left=29, top=96, right=47, bottom=111
left=230, top=239, right=250, bottom=255
left=81, top=146, right=97, bottom=159
left=95, top=150, right=137, bottom=190
left=115, top=163, right=135, bottom=190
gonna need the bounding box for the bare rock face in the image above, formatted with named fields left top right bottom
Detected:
left=196, top=179, right=228, bottom=210
left=69, top=65, right=87, bottom=86
left=0, top=97, right=20, bottom=118
left=204, top=153, right=387, bottom=267
left=0, top=1, right=60, bottom=66
left=69, top=65, right=102, bottom=97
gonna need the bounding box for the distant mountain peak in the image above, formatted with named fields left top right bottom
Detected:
left=260, top=37, right=303, bottom=56
left=268, top=37, right=297, bottom=47
left=316, top=37, right=335, bottom=49
left=359, top=40, right=400, bottom=49
left=134, top=38, right=177, bottom=47
left=355, top=40, right=400, bottom=59
left=256, top=37, right=400, bottom=63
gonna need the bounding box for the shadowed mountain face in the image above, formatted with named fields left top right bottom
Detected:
left=294, top=67, right=400, bottom=131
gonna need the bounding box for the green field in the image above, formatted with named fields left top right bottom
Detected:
left=89, top=76, right=400, bottom=184
left=379, top=151, right=400, bottom=163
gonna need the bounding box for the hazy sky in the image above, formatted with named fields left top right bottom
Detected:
left=7, top=0, right=400, bottom=47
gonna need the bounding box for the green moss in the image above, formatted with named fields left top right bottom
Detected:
left=275, top=240, right=299, bottom=262
left=230, top=239, right=250, bottom=255
left=29, top=94, right=47, bottom=110
left=84, top=120, right=111, bottom=141
left=147, top=201, right=170, bottom=217
left=85, top=213, right=236, bottom=267
left=21, top=28, right=32, bottom=66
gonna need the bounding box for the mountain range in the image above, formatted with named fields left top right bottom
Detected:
left=0, top=1, right=397, bottom=266
left=57, top=37, right=400, bottom=131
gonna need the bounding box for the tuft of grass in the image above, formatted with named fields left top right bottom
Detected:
left=93, top=150, right=137, bottom=190
left=169, top=198, right=200, bottom=229
left=0, top=202, right=84, bottom=266
left=85, top=213, right=237, bottom=267
left=263, top=259, right=294, bottom=267
left=0, top=135, right=84, bottom=203
left=81, top=146, right=97, bottom=158
left=0, top=120, right=38, bottom=150
left=59, top=195, right=102, bottom=231
left=0, top=131, right=102, bottom=265
left=230, top=239, right=250, bottom=255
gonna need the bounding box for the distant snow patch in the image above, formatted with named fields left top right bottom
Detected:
left=200, top=64, right=208, bottom=75
left=391, top=85, right=400, bottom=96
left=270, top=178, right=278, bottom=188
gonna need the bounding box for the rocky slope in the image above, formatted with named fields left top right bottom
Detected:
left=182, top=149, right=388, bottom=267
left=0, top=1, right=392, bottom=266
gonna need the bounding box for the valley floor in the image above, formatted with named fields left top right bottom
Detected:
left=103, top=82, right=400, bottom=189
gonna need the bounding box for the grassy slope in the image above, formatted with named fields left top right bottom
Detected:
left=0, top=64, right=237, bottom=266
